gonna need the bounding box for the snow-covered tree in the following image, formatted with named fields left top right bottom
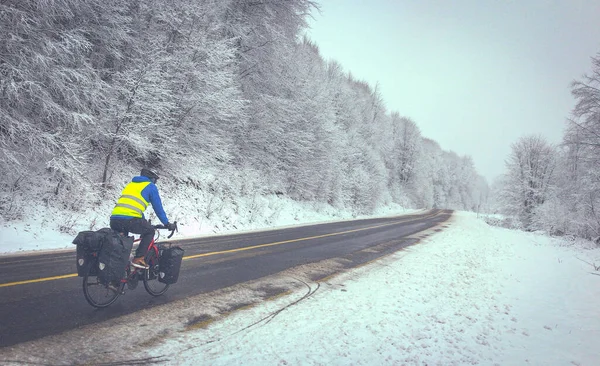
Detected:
left=0, top=0, right=490, bottom=224
left=499, top=135, right=557, bottom=229
left=0, top=1, right=117, bottom=185
left=560, top=52, right=600, bottom=238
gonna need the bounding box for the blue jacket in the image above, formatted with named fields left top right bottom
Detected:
left=110, top=176, right=169, bottom=225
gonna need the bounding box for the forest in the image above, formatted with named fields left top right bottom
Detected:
left=493, top=53, right=600, bottom=240
left=1, top=0, right=598, bottom=240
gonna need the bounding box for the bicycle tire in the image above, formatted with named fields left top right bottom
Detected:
left=143, top=250, right=169, bottom=296
left=82, top=260, right=122, bottom=308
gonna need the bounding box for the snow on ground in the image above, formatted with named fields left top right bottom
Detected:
left=2, top=209, right=599, bottom=365
left=133, top=211, right=600, bottom=365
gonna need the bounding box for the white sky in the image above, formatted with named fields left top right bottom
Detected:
left=304, top=0, right=600, bottom=182
left=3, top=211, right=599, bottom=364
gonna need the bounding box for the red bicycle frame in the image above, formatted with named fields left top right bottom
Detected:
left=131, top=235, right=160, bottom=260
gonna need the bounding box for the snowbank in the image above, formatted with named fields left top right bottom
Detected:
left=131, top=211, right=600, bottom=365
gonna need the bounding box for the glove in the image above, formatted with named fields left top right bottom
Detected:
left=166, top=222, right=177, bottom=231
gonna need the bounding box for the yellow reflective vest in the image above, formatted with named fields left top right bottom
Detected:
left=111, top=181, right=151, bottom=218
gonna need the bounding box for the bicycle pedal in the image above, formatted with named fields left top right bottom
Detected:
left=127, top=277, right=139, bottom=290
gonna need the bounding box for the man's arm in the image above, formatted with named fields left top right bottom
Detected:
left=146, top=184, right=169, bottom=225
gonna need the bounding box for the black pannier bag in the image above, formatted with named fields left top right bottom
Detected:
left=158, top=246, right=184, bottom=284
left=73, top=230, right=105, bottom=277
left=97, top=228, right=134, bottom=285
left=75, top=240, right=97, bottom=277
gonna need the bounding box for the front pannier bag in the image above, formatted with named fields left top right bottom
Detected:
left=158, top=246, right=184, bottom=284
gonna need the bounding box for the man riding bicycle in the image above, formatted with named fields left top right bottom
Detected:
left=110, top=168, right=176, bottom=269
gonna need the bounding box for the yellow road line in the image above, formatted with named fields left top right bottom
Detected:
left=0, top=273, right=78, bottom=288
left=0, top=212, right=440, bottom=288
left=182, top=219, right=409, bottom=260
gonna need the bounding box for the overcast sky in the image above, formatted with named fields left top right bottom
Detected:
left=305, top=0, right=600, bottom=183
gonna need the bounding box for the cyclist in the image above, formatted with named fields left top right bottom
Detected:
left=110, top=168, right=176, bottom=269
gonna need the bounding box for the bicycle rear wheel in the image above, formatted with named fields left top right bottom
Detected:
left=83, top=261, right=121, bottom=308
left=143, top=250, right=169, bottom=296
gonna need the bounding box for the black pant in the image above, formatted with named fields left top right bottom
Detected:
left=110, top=218, right=155, bottom=258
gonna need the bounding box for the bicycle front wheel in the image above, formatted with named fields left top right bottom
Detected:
left=143, top=251, right=169, bottom=296
left=82, top=261, right=121, bottom=308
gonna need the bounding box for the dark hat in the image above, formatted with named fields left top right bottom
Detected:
left=140, top=168, right=159, bottom=182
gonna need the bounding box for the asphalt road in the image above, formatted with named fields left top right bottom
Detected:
left=0, top=209, right=452, bottom=348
